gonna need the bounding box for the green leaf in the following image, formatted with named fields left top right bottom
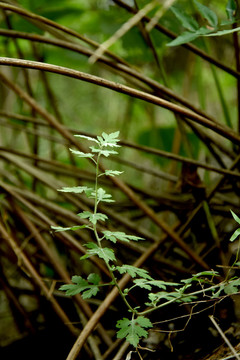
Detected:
left=81, top=242, right=116, bottom=262
left=96, top=188, right=115, bottom=203
left=116, top=316, right=152, bottom=347
left=205, top=26, right=240, bottom=37
left=51, top=225, right=86, bottom=232
left=133, top=279, right=152, bottom=291
left=226, top=0, right=237, bottom=21
left=211, top=283, right=225, bottom=298
left=59, top=273, right=100, bottom=298
left=78, top=210, right=92, bottom=219
left=87, top=273, right=101, bottom=284
left=193, top=0, right=218, bottom=28
left=69, top=149, right=94, bottom=159
left=115, top=265, right=152, bottom=279
left=74, top=134, right=99, bottom=143
left=168, top=25, right=214, bottom=47
left=90, top=146, right=118, bottom=157
left=224, top=279, right=240, bottom=295
left=102, top=231, right=144, bottom=243
left=78, top=211, right=108, bottom=224
left=99, top=131, right=120, bottom=148
left=90, top=188, right=114, bottom=203
left=147, top=290, right=196, bottom=305
left=147, top=291, right=175, bottom=304
left=220, top=19, right=237, bottom=26
left=133, top=279, right=180, bottom=291
left=171, top=6, right=199, bottom=31
left=181, top=271, right=219, bottom=284
left=230, top=228, right=240, bottom=242
left=103, top=170, right=124, bottom=177
left=230, top=210, right=240, bottom=225
left=91, top=213, right=108, bottom=224
left=58, top=186, right=93, bottom=194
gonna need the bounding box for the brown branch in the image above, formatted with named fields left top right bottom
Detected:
left=0, top=219, right=79, bottom=337
left=0, top=29, right=218, bottom=120
left=0, top=58, right=239, bottom=145
left=0, top=2, right=127, bottom=65
left=13, top=204, right=113, bottom=348
left=120, top=140, right=240, bottom=179
left=0, top=130, right=239, bottom=180
left=0, top=180, right=110, bottom=276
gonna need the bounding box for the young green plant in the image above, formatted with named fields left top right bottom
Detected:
left=52, top=132, right=240, bottom=349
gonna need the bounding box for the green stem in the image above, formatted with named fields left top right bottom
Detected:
left=138, top=281, right=227, bottom=316
left=93, top=150, right=137, bottom=315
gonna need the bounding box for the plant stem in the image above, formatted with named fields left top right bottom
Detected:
left=138, top=282, right=227, bottom=316
left=93, top=151, right=137, bottom=314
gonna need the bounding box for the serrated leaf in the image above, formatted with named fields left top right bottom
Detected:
left=81, top=242, right=116, bottom=262
left=96, top=188, right=115, bottom=203
left=69, top=148, right=95, bottom=158
left=133, top=279, right=152, bottom=290
left=58, top=186, right=93, bottom=194
left=78, top=211, right=108, bottom=224
left=104, top=170, right=124, bottom=177
left=224, top=279, right=240, bottom=295
left=102, top=231, right=144, bottom=243
left=87, top=273, right=101, bottom=284
left=171, top=6, right=199, bottom=31
left=92, top=213, right=108, bottom=224
left=116, top=316, right=152, bottom=347
left=74, top=134, right=99, bottom=143
left=147, top=290, right=195, bottom=305
left=115, top=265, right=152, bottom=279
left=181, top=271, right=219, bottom=284
left=137, top=316, right=152, bottom=328
left=51, top=225, right=86, bottom=232
left=101, top=131, right=120, bottom=147
left=194, top=0, right=218, bottom=28
left=230, top=210, right=240, bottom=225
left=211, top=283, right=225, bottom=298
left=90, top=147, right=118, bottom=157
left=59, top=274, right=100, bottom=298
left=230, top=228, right=240, bottom=242
left=133, top=279, right=180, bottom=291
left=78, top=211, right=92, bottom=219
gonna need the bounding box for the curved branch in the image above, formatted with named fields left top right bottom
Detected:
left=0, top=28, right=217, bottom=121
left=0, top=2, right=127, bottom=65
left=0, top=57, right=239, bottom=145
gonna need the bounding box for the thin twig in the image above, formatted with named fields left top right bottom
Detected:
left=209, top=315, right=240, bottom=360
